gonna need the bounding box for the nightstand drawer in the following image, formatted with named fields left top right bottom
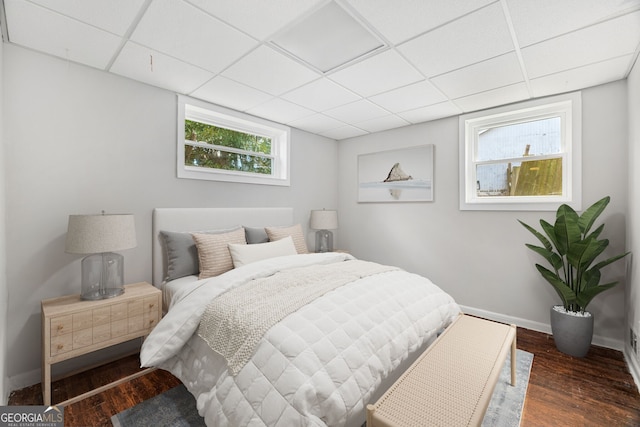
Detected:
left=50, top=315, right=72, bottom=337
left=111, top=302, right=128, bottom=320
left=93, top=322, right=111, bottom=344
left=73, top=310, right=93, bottom=330
left=111, top=318, right=128, bottom=338
left=73, top=328, right=92, bottom=349
left=144, top=296, right=160, bottom=329
left=50, top=334, right=72, bottom=356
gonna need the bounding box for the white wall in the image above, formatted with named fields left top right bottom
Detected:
left=338, top=81, right=629, bottom=349
left=0, top=35, right=8, bottom=404
left=3, top=44, right=338, bottom=388
left=626, top=58, right=640, bottom=383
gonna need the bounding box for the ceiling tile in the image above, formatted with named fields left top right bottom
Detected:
left=271, top=1, right=384, bottom=73
left=522, top=11, right=640, bottom=79
left=190, top=76, right=273, bottom=112
left=432, top=53, right=524, bottom=99
left=369, top=80, right=447, bottom=113
left=130, top=0, right=256, bottom=73
left=5, top=0, right=123, bottom=69
left=507, top=0, right=640, bottom=47
left=398, top=2, right=514, bottom=78
left=356, top=115, right=410, bottom=133
left=247, top=98, right=315, bottom=124
left=530, top=55, right=634, bottom=98
left=329, top=49, right=423, bottom=97
left=222, top=45, right=320, bottom=95
left=345, top=0, right=495, bottom=44
left=110, top=42, right=214, bottom=94
left=27, top=0, right=147, bottom=36
left=324, top=99, right=390, bottom=123
left=282, top=78, right=361, bottom=112
left=290, top=113, right=346, bottom=134
left=321, top=125, right=368, bottom=140
left=398, top=101, right=462, bottom=123
left=185, top=0, right=323, bottom=41
left=453, top=82, right=530, bottom=112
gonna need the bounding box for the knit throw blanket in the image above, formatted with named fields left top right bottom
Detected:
left=197, top=260, right=397, bottom=375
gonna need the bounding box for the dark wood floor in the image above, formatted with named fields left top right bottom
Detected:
left=9, top=327, right=640, bottom=427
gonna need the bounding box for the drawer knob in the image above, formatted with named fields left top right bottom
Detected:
left=57, top=344, right=64, bottom=350
left=57, top=325, right=64, bottom=331
left=149, top=303, right=155, bottom=308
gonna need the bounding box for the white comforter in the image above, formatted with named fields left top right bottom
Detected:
left=141, top=252, right=460, bottom=427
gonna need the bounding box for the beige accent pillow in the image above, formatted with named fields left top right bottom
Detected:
left=229, top=236, right=297, bottom=268
left=265, top=224, right=309, bottom=254
left=192, top=228, right=246, bottom=278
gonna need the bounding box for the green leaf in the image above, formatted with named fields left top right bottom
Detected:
left=554, top=205, right=581, bottom=255
left=578, top=196, right=609, bottom=236
left=518, top=220, right=553, bottom=252
left=525, top=244, right=563, bottom=270
left=540, top=220, right=561, bottom=254
left=576, top=281, right=618, bottom=310
left=585, top=223, right=604, bottom=241
left=536, top=264, right=577, bottom=306
left=567, top=238, right=608, bottom=272
left=591, top=252, right=630, bottom=271
left=580, top=268, right=601, bottom=292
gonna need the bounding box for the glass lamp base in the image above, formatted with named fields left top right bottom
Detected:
left=315, top=229, right=334, bottom=253
left=80, top=252, right=125, bottom=300
left=81, top=287, right=124, bottom=300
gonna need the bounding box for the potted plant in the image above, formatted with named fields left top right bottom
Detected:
left=519, top=196, right=630, bottom=357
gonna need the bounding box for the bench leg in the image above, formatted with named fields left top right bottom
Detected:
left=510, top=324, right=517, bottom=386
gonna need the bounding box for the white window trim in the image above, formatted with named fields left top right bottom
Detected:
left=177, top=95, right=291, bottom=186
left=459, top=92, right=582, bottom=211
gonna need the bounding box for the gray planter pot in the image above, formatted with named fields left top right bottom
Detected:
left=550, top=305, right=594, bottom=357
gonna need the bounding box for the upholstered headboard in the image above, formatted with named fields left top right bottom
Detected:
left=152, top=207, right=294, bottom=288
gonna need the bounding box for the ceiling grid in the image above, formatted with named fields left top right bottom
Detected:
left=2, top=0, right=639, bottom=140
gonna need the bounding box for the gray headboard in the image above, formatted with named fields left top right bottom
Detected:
left=152, top=207, right=294, bottom=288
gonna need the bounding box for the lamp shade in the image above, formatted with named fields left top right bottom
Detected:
left=310, top=209, right=338, bottom=230
left=65, top=214, right=137, bottom=254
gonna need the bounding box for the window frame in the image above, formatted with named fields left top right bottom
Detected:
left=177, top=95, right=291, bottom=186
left=459, top=92, right=582, bottom=211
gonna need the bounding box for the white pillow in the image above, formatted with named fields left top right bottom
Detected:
left=229, top=236, right=297, bottom=268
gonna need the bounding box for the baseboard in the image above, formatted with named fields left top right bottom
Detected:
left=7, top=368, right=40, bottom=395
left=624, top=348, right=640, bottom=393
left=2, top=375, right=8, bottom=406
left=459, top=305, right=624, bottom=351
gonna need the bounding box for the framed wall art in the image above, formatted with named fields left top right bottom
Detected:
left=358, top=145, right=434, bottom=203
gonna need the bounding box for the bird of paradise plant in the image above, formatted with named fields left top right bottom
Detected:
left=519, top=196, right=629, bottom=313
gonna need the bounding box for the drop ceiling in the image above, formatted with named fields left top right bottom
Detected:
left=3, top=0, right=640, bottom=140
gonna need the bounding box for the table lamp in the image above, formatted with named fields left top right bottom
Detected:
left=65, top=213, right=137, bottom=300
left=310, top=209, right=338, bottom=253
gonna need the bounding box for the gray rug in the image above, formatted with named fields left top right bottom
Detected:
left=483, top=349, right=533, bottom=426
left=111, top=350, right=533, bottom=427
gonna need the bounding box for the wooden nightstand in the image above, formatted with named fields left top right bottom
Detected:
left=41, top=282, right=161, bottom=406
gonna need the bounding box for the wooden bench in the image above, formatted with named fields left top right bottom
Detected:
left=366, top=314, right=517, bottom=427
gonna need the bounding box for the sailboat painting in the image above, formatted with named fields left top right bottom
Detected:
left=358, top=145, right=434, bottom=202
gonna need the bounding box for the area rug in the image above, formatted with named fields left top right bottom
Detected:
left=111, top=350, right=533, bottom=427
left=482, top=349, right=534, bottom=426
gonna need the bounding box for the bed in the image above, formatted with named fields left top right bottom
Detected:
left=141, top=207, right=460, bottom=427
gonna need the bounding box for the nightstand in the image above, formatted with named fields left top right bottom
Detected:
left=41, top=282, right=161, bottom=406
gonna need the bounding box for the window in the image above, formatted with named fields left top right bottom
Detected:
left=459, top=92, right=582, bottom=211
left=177, top=95, right=290, bottom=186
